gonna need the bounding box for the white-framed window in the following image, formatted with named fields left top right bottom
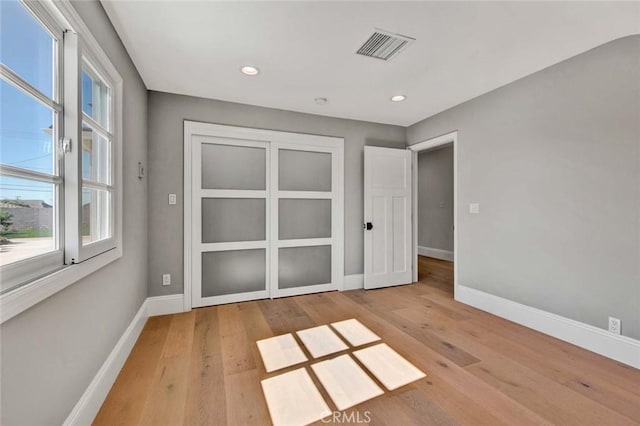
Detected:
left=0, top=0, right=123, bottom=319
left=63, top=32, right=118, bottom=263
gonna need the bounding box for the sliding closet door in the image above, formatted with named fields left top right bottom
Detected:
left=185, top=121, right=344, bottom=309
left=191, top=136, right=270, bottom=307
left=270, top=144, right=343, bottom=297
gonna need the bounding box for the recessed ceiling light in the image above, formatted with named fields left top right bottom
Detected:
left=391, top=95, right=406, bottom=102
left=315, top=97, right=328, bottom=105
left=241, top=66, right=260, bottom=76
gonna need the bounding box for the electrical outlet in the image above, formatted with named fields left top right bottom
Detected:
left=608, top=317, right=621, bottom=335
left=162, top=274, right=171, bottom=286
left=168, top=194, right=177, bottom=205
left=469, top=203, right=480, bottom=214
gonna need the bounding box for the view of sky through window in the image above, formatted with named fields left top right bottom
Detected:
left=0, top=0, right=96, bottom=206
left=1, top=0, right=56, bottom=205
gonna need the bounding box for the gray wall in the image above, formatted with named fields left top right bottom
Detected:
left=148, top=91, right=406, bottom=296
left=0, top=1, right=148, bottom=424
left=407, top=36, right=640, bottom=339
left=418, top=145, right=454, bottom=251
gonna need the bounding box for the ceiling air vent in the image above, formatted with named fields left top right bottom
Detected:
left=355, top=28, right=415, bottom=61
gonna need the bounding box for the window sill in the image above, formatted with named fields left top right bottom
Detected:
left=0, top=247, right=121, bottom=324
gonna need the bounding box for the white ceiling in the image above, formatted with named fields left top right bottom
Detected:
left=101, top=1, right=639, bottom=127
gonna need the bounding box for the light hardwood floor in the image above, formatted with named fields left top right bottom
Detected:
left=94, top=257, right=640, bottom=425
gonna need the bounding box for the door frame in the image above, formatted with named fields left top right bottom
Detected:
left=183, top=120, right=344, bottom=312
left=408, top=130, right=458, bottom=300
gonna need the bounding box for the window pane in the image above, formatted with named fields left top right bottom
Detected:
left=82, top=122, right=110, bottom=184
left=279, top=199, right=331, bottom=240
left=0, top=0, right=54, bottom=98
left=0, top=176, right=55, bottom=266
left=279, top=149, right=331, bottom=191
left=202, top=198, right=265, bottom=243
left=82, top=68, right=110, bottom=129
left=279, top=245, right=332, bottom=289
left=82, top=187, right=111, bottom=245
left=0, top=80, right=55, bottom=175
left=201, top=143, right=266, bottom=190
left=201, top=249, right=266, bottom=297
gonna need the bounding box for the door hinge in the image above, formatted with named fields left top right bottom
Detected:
left=61, top=137, right=72, bottom=154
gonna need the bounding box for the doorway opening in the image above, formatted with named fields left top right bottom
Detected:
left=409, top=131, right=458, bottom=299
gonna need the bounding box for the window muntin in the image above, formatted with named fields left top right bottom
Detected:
left=80, top=62, right=113, bottom=246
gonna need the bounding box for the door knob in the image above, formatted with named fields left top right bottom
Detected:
left=364, top=222, right=373, bottom=230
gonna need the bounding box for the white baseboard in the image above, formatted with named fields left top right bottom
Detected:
left=147, top=294, right=184, bottom=317
left=63, top=300, right=149, bottom=426
left=456, top=285, right=640, bottom=369
left=344, top=274, right=364, bottom=290
left=418, top=246, right=454, bottom=262
left=64, top=294, right=188, bottom=425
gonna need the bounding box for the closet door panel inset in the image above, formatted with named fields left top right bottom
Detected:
left=202, top=143, right=266, bottom=190
left=279, top=199, right=331, bottom=240
left=202, top=249, right=266, bottom=297
left=202, top=198, right=266, bottom=243
left=279, top=149, right=331, bottom=191
left=278, top=245, right=332, bottom=289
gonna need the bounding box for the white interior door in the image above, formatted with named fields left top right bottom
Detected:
left=191, top=136, right=270, bottom=307
left=270, top=143, right=343, bottom=297
left=364, top=146, right=413, bottom=289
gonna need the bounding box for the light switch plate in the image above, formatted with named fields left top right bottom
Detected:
left=168, top=194, right=177, bottom=205
left=469, top=203, right=480, bottom=214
